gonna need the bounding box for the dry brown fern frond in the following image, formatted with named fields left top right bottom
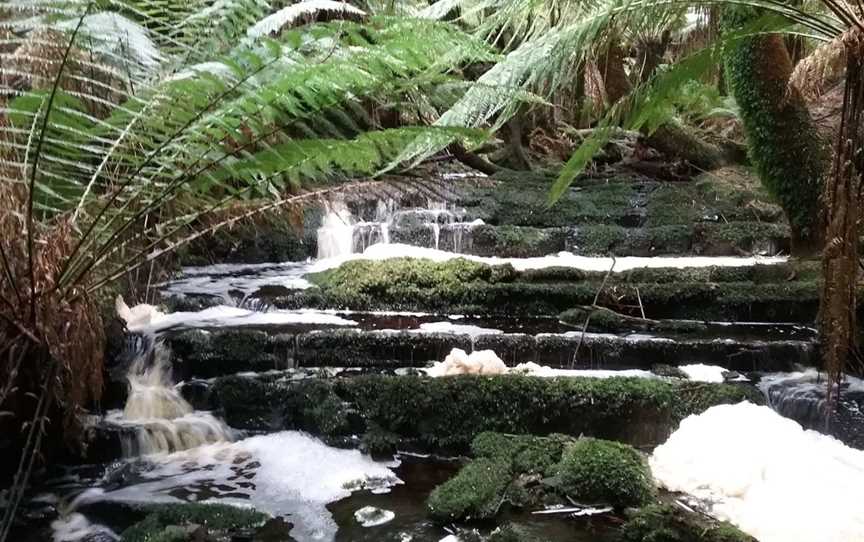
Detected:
left=789, top=32, right=847, bottom=103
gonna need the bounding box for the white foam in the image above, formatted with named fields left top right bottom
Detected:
left=679, top=364, right=727, bottom=383
left=416, top=321, right=502, bottom=337
left=51, top=513, right=118, bottom=542
left=354, top=506, right=395, bottom=527
left=357, top=243, right=786, bottom=272
left=650, top=402, right=864, bottom=542
left=511, top=362, right=655, bottom=379
left=96, top=431, right=400, bottom=541
left=425, top=348, right=508, bottom=376
left=129, top=306, right=357, bottom=333
left=425, top=349, right=655, bottom=379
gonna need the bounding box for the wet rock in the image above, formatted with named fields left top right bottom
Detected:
left=168, top=328, right=295, bottom=380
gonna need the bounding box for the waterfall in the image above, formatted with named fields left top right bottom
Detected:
left=316, top=202, right=355, bottom=259
left=315, top=200, right=484, bottom=258
left=759, top=370, right=864, bottom=448
left=110, top=342, right=233, bottom=456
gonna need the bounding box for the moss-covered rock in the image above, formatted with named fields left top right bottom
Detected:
left=551, top=438, right=653, bottom=508
left=212, top=374, right=763, bottom=450
left=121, top=503, right=268, bottom=542
left=619, top=504, right=756, bottom=542
left=427, top=457, right=512, bottom=522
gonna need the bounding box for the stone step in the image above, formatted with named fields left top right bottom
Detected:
left=164, top=323, right=816, bottom=381
left=163, top=259, right=829, bottom=323
left=186, top=373, right=764, bottom=452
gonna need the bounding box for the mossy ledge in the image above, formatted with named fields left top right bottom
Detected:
left=299, top=257, right=829, bottom=321
left=209, top=374, right=763, bottom=451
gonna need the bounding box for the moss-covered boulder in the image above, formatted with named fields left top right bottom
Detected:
left=121, top=503, right=268, bottom=542
left=551, top=438, right=653, bottom=508
left=619, top=504, right=756, bottom=542
left=427, top=457, right=512, bottom=522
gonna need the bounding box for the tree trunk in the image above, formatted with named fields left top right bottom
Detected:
left=599, top=39, right=632, bottom=105
left=819, top=33, right=864, bottom=402
left=725, top=32, right=829, bottom=255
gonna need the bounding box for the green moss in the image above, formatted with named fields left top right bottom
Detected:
left=215, top=374, right=763, bottom=451
left=463, top=176, right=633, bottom=227
left=619, top=504, right=756, bottom=542
left=121, top=503, right=268, bottom=542
left=723, top=19, right=828, bottom=251
left=551, top=438, right=654, bottom=508
left=302, top=256, right=826, bottom=321
left=471, top=431, right=571, bottom=476
left=427, top=457, right=512, bottom=522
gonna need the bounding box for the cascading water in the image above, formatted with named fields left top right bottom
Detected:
left=108, top=342, right=233, bottom=456
left=759, top=370, right=864, bottom=448
left=315, top=200, right=483, bottom=258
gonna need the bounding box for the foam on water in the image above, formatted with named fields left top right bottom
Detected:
left=511, top=362, right=655, bottom=379
left=424, top=349, right=656, bottom=379
left=51, top=513, right=118, bottom=542
left=127, top=305, right=357, bottom=333
left=358, top=243, right=787, bottom=272
left=96, top=431, right=401, bottom=541
left=679, top=364, right=727, bottom=383
left=650, top=402, right=864, bottom=542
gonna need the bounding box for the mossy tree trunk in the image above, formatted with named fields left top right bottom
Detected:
left=819, top=33, right=864, bottom=397
left=725, top=33, right=829, bottom=255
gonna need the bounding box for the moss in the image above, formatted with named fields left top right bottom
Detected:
left=302, top=256, right=827, bottom=321
left=463, top=176, right=633, bottom=228
left=470, top=225, right=568, bottom=258
left=121, top=503, right=268, bottom=542
left=551, top=438, right=653, bottom=508
left=426, top=457, right=512, bottom=522
left=214, top=374, right=763, bottom=451
left=723, top=17, right=828, bottom=252
left=619, top=504, right=756, bottom=542
left=471, top=431, right=571, bottom=476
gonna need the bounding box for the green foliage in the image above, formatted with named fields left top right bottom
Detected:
left=121, top=503, right=267, bottom=542
left=427, top=457, right=512, bottom=522
left=619, top=504, right=756, bottom=542
left=551, top=438, right=654, bottom=508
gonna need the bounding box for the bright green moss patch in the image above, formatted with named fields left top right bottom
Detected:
left=551, top=438, right=653, bottom=508
left=427, top=457, right=512, bottom=522
left=121, top=503, right=268, bottom=542
left=619, top=504, right=756, bottom=542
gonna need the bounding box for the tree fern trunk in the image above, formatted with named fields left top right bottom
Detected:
left=820, top=33, right=864, bottom=401
left=725, top=33, right=829, bottom=255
